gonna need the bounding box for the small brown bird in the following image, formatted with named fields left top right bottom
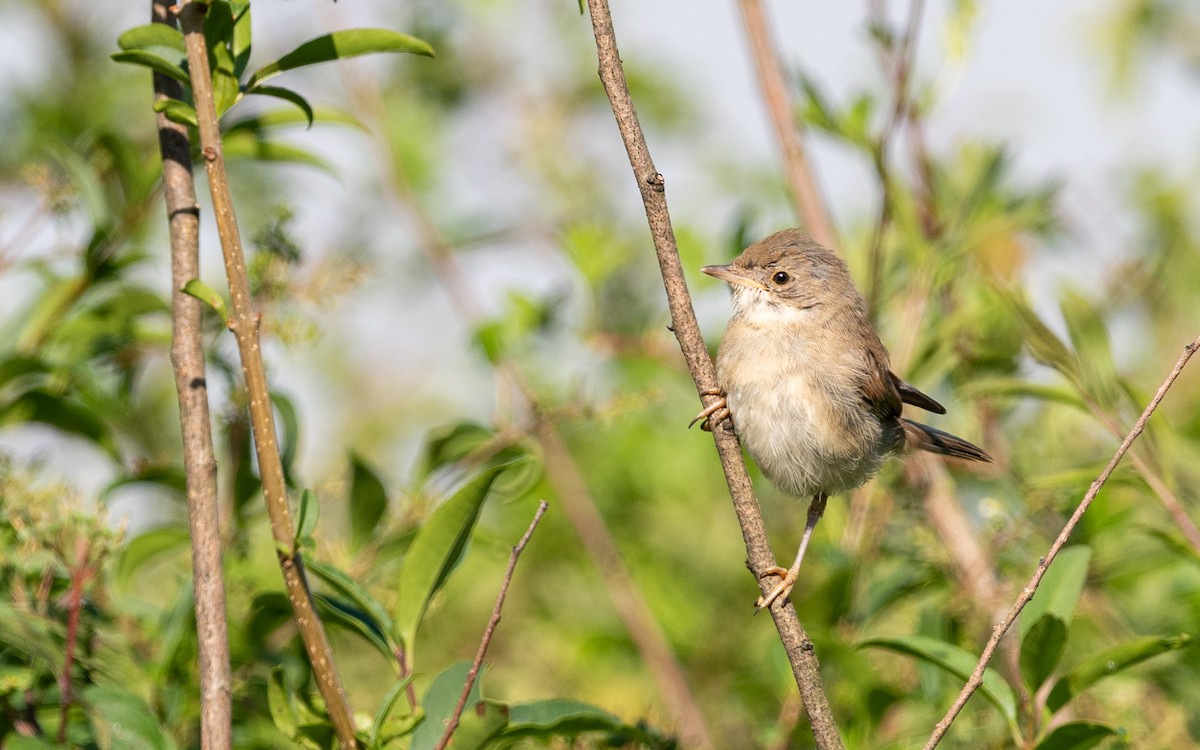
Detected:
left=694, top=229, right=990, bottom=610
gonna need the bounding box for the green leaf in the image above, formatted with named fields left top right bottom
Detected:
left=1032, top=721, right=1120, bottom=750
left=1004, top=292, right=1083, bottom=388
left=1019, top=546, right=1091, bottom=642
left=244, top=85, right=314, bottom=128
left=959, top=377, right=1086, bottom=409
left=295, top=488, right=319, bottom=549
left=221, top=129, right=330, bottom=170
left=117, top=24, right=185, bottom=53
left=273, top=392, right=301, bottom=478
left=393, top=464, right=506, bottom=657
left=422, top=421, right=494, bottom=476
left=1019, top=614, right=1069, bottom=692
left=116, top=526, right=191, bottom=587
left=84, top=684, right=178, bottom=750
left=153, top=98, right=199, bottom=128
left=247, top=29, right=435, bottom=88
left=305, top=558, right=395, bottom=649
left=1046, top=633, right=1191, bottom=713
left=180, top=278, right=229, bottom=322
left=861, top=635, right=1018, bottom=727
left=1060, top=289, right=1123, bottom=409
left=223, top=105, right=362, bottom=134
left=410, top=661, right=490, bottom=750
left=312, top=593, right=396, bottom=667
left=111, top=50, right=190, bottom=84
left=0, top=390, right=113, bottom=455
left=370, top=675, right=417, bottom=744
left=349, top=453, right=388, bottom=552
left=231, top=4, right=253, bottom=78
left=501, top=699, right=623, bottom=739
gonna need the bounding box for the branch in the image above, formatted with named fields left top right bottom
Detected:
left=434, top=501, right=549, bottom=750
left=176, top=4, right=357, bottom=747
left=924, top=335, right=1200, bottom=749
left=585, top=1, right=844, bottom=747
left=152, top=1, right=232, bottom=747
left=736, top=0, right=839, bottom=253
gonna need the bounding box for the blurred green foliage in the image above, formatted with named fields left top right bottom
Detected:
left=0, top=0, right=1198, bottom=748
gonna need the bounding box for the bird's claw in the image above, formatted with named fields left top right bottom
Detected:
left=754, top=566, right=797, bottom=612
left=690, top=388, right=731, bottom=432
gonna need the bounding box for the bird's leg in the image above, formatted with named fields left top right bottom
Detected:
left=689, top=387, right=731, bottom=432
left=756, top=493, right=828, bottom=611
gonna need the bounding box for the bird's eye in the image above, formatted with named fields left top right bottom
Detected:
left=772, top=271, right=791, bottom=285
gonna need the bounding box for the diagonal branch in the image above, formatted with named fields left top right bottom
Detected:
left=736, top=0, right=840, bottom=253
left=176, top=4, right=357, bottom=747
left=585, top=1, right=844, bottom=747
left=434, top=501, right=549, bottom=750
left=924, top=335, right=1200, bottom=749
left=151, top=1, right=232, bottom=748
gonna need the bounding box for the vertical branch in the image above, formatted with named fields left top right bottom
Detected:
left=151, top=1, right=232, bottom=747
left=736, top=0, right=840, bottom=253
left=923, top=336, right=1200, bottom=749
left=176, top=4, right=357, bottom=747
left=584, top=1, right=844, bottom=747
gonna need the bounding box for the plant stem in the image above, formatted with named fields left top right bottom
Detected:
left=177, top=4, right=357, bottom=747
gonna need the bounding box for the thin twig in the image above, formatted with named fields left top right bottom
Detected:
left=585, top=1, right=844, bottom=747
left=150, top=2, right=233, bottom=747
left=176, top=4, right=356, bottom=747
left=924, top=335, right=1200, bottom=749
left=434, top=501, right=549, bottom=750
left=332, top=39, right=716, bottom=750
left=736, top=0, right=840, bottom=253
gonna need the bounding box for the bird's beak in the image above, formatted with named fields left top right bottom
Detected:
left=701, top=264, right=765, bottom=290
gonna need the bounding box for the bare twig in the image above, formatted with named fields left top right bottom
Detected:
left=434, top=501, right=549, bottom=750
left=736, top=0, right=840, bottom=253
left=176, top=4, right=356, bottom=747
left=924, top=336, right=1200, bottom=749
left=585, top=1, right=844, bottom=747
left=151, top=1, right=232, bottom=747
left=333, top=41, right=716, bottom=750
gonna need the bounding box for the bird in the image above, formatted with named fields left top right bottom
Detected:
left=693, top=228, right=991, bottom=610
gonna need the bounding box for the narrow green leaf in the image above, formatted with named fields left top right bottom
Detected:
left=501, top=699, right=623, bottom=739
left=1046, top=634, right=1191, bottom=713
left=116, top=526, right=191, bottom=587
left=305, top=558, right=395, bottom=644
left=84, top=685, right=177, bottom=750
left=1019, top=614, right=1068, bottom=691
left=180, top=278, right=229, bottom=322
left=394, top=465, right=506, bottom=657
left=111, top=50, right=190, bottom=84
left=861, top=636, right=1018, bottom=726
left=247, top=29, right=434, bottom=88
left=223, top=106, right=362, bottom=133
left=1019, top=546, right=1091, bottom=642
left=296, top=488, right=319, bottom=548
left=117, top=24, right=185, bottom=53
left=267, top=666, right=300, bottom=739
left=1032, top=721, right=1119, bottom=750
left=370, top=675, right=417, bottom=744
left=273, top=392, right=300, bottom=478
left=348, top=453, right=389, bottom=552
left=959, top=377, right=1086, bottom=409
left=312, top=593, right=395, bottom=666
left=1060, top=289, right=1123, bottom=409
left=244, top=85, right=314, bottom=128
left=1004, top=292, right=1083, bottom=387
left=231, top=4, right=253, bottom=78
left=0, top=391, right=113, bottom=455
left=153, top=98, right=198, bottom=128
left=221, top=130, right=330, bottom=170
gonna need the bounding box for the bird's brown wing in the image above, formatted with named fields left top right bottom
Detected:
left=891, top=373, right=947, bottom=414
left=860, top=346, right=903, bottom=420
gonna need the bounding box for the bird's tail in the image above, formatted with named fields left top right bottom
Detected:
left=901, top=419, right=992, bottom=462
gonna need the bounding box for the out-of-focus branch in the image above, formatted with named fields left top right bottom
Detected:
left=331, top=29, right=715, bottom=750
left=434, top=501, right=549, bottom=750
left=924, top=335, right=1200, bottom=749
left=585, top=1, right=844, bottom=747
left=736, top=0, right=840, bottom=253
left=151, top=1, right=232, bottom=747
left=176, top=5, right=357, bottom=747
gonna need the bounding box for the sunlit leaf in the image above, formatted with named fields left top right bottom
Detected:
left=111, top=50, right=190, bottom=84
left=393, top=464, right=506, bottom=657
left=247, top=29, right=435, bottom=89
left=153, top=98, right=198, bottom=128
left=861, top=636, right=1017, bottom=726
left=116, top=526, right=191, bottom=587
left=1046, top=634, right=1192, bottom=713
left=501, top=699, right=624, bottom=739
left=180, top=278, right=228, bottom=322
left=1032, top=720, right=1120, bottom=750
left=244, top=85, right=314, bottom=128
left=1019, top=546, right=1090, bottom=642
left=117, top=24, right=185, bottom=54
